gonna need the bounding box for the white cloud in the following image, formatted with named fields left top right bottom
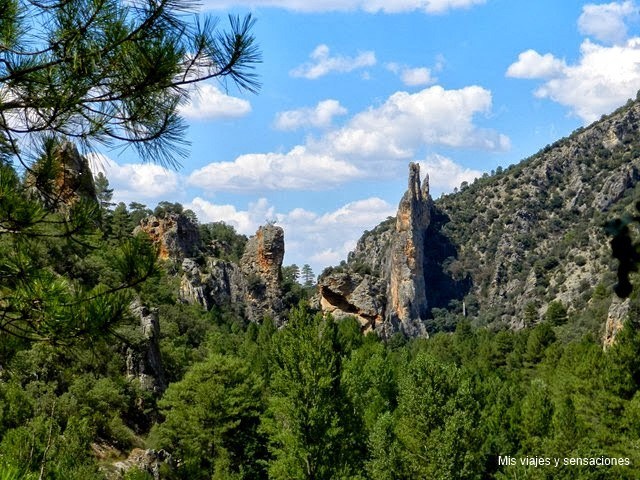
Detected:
left=578, top=1, right=637, bottom=45
left=201, top=0, right=485, bottom=14
left=274, top=99, right=348, bottom=130
left=187, top=146, right=363, bottom=192
left=290, top=44, right=376, bottom=79
left=189, top=85, right=508, bottom=194
left=418, top=154, right=483, bottom=193
left=87, top=153, right=181, bottom=203
left=387, top=63, right=436, bottom=86
left=277, top=197, right=396, bottom=273
left=401, top=67, right=435, bottom=86
left=326, top=85, right=510, bottom=158
left=315, top=197, right=395, bottom=227
left=508, top=39, right=640, bottom=123
left=179, top=83, right=251, bottom=120
left=182, top=195, right=396, bottom=275
left=506, top=50, right=567, bottom=79
left=187, top=197, right=275, bottom=235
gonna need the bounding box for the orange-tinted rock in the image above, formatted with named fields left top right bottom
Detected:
left=134, top=213, right=200, bottom=260
left=240, top=224, right=285, bottom=325
left=384, top=162, right=430, bottom=337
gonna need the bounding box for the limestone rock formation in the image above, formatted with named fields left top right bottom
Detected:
left=134, top=213, right=200, bottom=260
left=179, top=257, right=245, bottom=312
left=603, top=297, right=630, bottom=350
left=25, top=140, right=97, bottom=208
left=111, top=448, right=174, bottom=480
left=126, top=301, right=166, bottom=393
left=384, top=162, right=430, bottom=337
left=318, top=163, right=431, bottom=338
left=319, top=272, right=386, bottom=333
left=240, top=224, right=286, bottom=324
left=179, top=224, right=285, bottom=325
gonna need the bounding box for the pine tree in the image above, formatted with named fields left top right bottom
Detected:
left=0, top=1, right=261, bottom=167
left=0, top=0, right=261, bottom=344
left=93, top=173, right=114, bottom=211
left=301, top=264, right=315, bottom=287
left=261, top=308, right=351, bottom=479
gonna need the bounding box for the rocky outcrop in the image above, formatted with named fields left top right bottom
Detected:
left=134, top=213, right=200, bottom=260
left=319, top=272, right=386, bottom=333
left=384, top=163, right=430, bottom=337
left=240, top=225, right=285, bottom=324
left=318, top=163, right=431, bottom=338
left=25, top=140, right=97, bottom=208
left=111, top=448, right=174, bottom=480
left=179, top=257, right=245, bottom=312
left=594, top=164, right=640, bottom=211
left=126, top=301, right=166, bottom=394
left=179, top=224, right=285, bottom=325
left=603, top=297, right=630, bottom=350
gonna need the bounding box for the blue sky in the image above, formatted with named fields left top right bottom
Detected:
left=92, top=0, right=640, bottom=276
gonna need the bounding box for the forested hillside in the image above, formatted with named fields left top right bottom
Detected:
left=322, top=96, right=640, bottom=341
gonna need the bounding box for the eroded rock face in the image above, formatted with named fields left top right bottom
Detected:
left=179, top=224, right=285, bottom=325
left=319, top=272, right=386, bottom=333
left=603, top=297, right=630, bottom=350
left=26, top=141, right=97, bottom=208
left=134, top=213, right=200, bottom=260
left=384, top=162, right=430, bottom=337
left=240, top=225, right=285, bottom=324
left=318, top=163, right=431, bottom=338
left=126, top=301, right=166, bottom=394
left=595, top=165, right=640, bottom=211
left=112, top=448, right=174, bottom=480
left=179, top=257, right=245, bottom=312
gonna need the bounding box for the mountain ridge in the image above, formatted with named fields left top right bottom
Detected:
left=318, top=96, right=640, bottom=339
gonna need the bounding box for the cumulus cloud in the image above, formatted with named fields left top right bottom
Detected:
left=179, top=83, right=251, bottom=120
left=507, top=39, right=640, bottom=123
left=187, top=197, right=275, bottom=234
left=386, top=63, right=436, bottom=86
left=290, top=44, right=376, bottom=79
left=87, top=153, right=181, bottom=203
left=578, top=1, right=637, bottom=45
left=418, top=154, right=483, bottom=193
left=508, top=3, right=640, bottom=122
left=201, top=0, right=485, bottom=14
left=506, top=50, right=567, bottom=79
left=326, top=85, right=510, bottom=158
left=187, top=146, right=363, bottom=192
left=278, top=197, right=396, bottom=273
left=274, top=99, right=348, bottom=130
left=182, top=195, right=396, bottom=274
left=191, top=85, right=508, bottom=194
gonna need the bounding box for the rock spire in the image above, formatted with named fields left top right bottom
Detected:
left=384, top=162, right=430, bottom=337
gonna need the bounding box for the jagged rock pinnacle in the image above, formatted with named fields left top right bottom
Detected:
left=385, top=162, right=431, bottom=337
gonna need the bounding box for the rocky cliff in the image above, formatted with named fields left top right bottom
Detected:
left=240, top=225, right=285, bottom=324
left=319, top=163, right=431, bottom=337
left=177, top=224, right=286, bottom=325
left=320, top=99, right=640, bottom=342
left=25, top=140, right=97, bottom=208
left=126, top=300, right=166, bottom=394
left=385, top=163, right=430, bottom=337
left=135, top=214, right=200, bottom=260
